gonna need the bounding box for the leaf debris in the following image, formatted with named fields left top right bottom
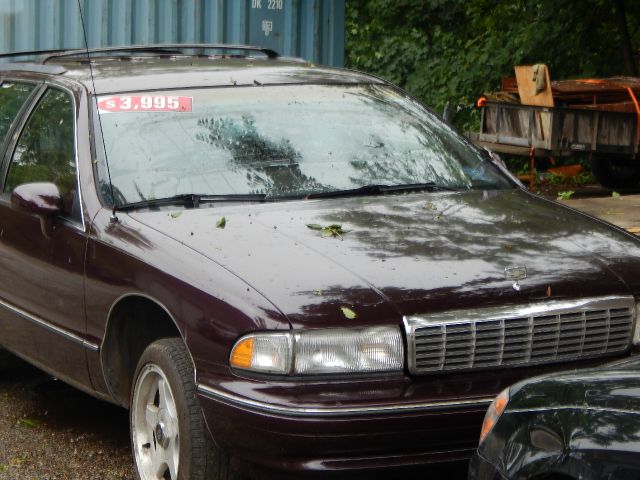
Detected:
left=306, top=223, right=348, bottom=239
left=556, top=190, right=574, bottom=201
left=340, top=306, right=357, bottom=319
left=216, top=217, right=226, bottom=229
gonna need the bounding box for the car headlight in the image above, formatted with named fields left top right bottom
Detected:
left=230, top=326, right=404, bottom=375
left=479, top=388, right=509, bottom=444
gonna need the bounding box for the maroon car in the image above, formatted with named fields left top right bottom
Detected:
left=0, top=45, right=639, bottom=480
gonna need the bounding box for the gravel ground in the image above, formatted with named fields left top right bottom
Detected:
left=0, top=351, right=135, bottom=480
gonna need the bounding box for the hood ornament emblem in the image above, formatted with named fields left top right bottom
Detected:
left=504, top=266, right=527, bottom=291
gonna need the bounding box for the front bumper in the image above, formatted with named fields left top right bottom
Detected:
left=468, top=451, right=505, bottom=480
left=197, top=384, right=486, bottom=478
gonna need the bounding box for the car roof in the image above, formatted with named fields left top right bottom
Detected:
left=0, top=54, right=384, bottom=95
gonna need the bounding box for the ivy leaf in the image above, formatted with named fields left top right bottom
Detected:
left=612, top=191, right=621, bottom=198
left=340, top=306, right=357, bottom=319
left=170, top=211, right=182, bottom=219
left=216, top=217, right=226, bottom=229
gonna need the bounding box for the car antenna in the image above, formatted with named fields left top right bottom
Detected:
left=77, top=0, right=119, bottom=224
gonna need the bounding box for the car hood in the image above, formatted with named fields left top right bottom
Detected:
left=128, top=188, right=640, bottom=329
left=508, top=358, right=640, bottom=413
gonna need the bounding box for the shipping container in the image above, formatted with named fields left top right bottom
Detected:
left=0, top=0, right=344, bottom=66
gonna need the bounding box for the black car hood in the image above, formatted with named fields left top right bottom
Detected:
left=129, top=188, right=640, bottom=329
left=509, top=358, right=640, bottom=412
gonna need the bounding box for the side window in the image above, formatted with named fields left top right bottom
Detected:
left=5, top=88, right=80, bottom=223
left=0, top=82, right=36, bottom=145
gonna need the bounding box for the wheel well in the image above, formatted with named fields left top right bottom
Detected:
left=101, top=295, right=181, bottom=408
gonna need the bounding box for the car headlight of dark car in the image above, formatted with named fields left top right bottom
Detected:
left=230, top=326, right=404, bottom=375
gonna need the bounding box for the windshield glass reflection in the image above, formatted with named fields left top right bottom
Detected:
left=96, top=84, right=511, bottom=205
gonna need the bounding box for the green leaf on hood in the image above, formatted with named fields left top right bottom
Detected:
left=340, top=306, right=357, bottom=319
left=216, top=217, right=226, bottom=229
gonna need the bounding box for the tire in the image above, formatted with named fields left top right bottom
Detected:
left=130, top=338, right=237, bottom=480
left=0, top=347, right=8, bottom=363
left=590, top=156, right=640, bottom=190
left=0, top=347, right=14, bottom=367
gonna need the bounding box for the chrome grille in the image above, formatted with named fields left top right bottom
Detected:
left=405, top=297, right=635, bottom=374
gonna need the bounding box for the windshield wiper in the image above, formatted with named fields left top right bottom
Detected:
left=305, top=183, right=454, bottom=199
left=115, top=193, right=268, bottom=212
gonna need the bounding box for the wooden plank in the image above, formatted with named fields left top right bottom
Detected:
left=515, top=65, right=555, bottom=107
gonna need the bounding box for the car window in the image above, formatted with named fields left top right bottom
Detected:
left=95, top=84, right=511, bottom=205
left=4, top=87, right=81, bottom=223
left=0, top=81, right=36, bottom=146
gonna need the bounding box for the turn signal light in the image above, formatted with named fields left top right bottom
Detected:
left=230, top=337, right=254, bottom=369
left=479, top=388, right=509, bottom=444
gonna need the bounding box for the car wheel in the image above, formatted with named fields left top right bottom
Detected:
left=0, top=347, right=9, bottom=365
left=130, top=338, right=237, bottom=480
left=590, top=156, right=640, bottom=190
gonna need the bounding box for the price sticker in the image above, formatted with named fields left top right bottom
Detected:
left=97, top=95, right=192, bottom=113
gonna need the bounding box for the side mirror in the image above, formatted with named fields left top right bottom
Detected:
left=11, top=182, right=62, bottom=215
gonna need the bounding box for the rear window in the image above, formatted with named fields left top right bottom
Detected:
left=95, top=84, right=511, bottom=205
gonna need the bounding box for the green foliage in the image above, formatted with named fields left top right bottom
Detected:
left=346, top=0, right=640, bottom=131
left=546, top=172, right=566, bottom=185
left=571, top=171, right=594, bottom=186
left=557, top=190, right=575, bottom=200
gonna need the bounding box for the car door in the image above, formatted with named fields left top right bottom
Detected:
left=0, top=84, right=92, bottom=388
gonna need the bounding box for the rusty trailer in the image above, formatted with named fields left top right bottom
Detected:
left=473, top=67, right=640, bottom=189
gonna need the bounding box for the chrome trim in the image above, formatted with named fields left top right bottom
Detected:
left=196, top=383, right=492, bottom=417
left=404, top=295, right=636, bottom=375
left=509, top=405, right=640, bottom=416
left=0, top=297, right=99, bottom=351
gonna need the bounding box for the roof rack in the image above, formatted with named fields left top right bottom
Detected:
left=0, top=48, right=69, bottom=61
left=38, top=44, right=280, bottom=63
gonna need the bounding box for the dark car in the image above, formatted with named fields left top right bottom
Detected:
left=469, top=358, right=640, bottom=480
left=1, top=44, right=640, bottom=480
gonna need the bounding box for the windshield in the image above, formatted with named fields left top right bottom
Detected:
left=95, top=84, right=511, bottom=205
